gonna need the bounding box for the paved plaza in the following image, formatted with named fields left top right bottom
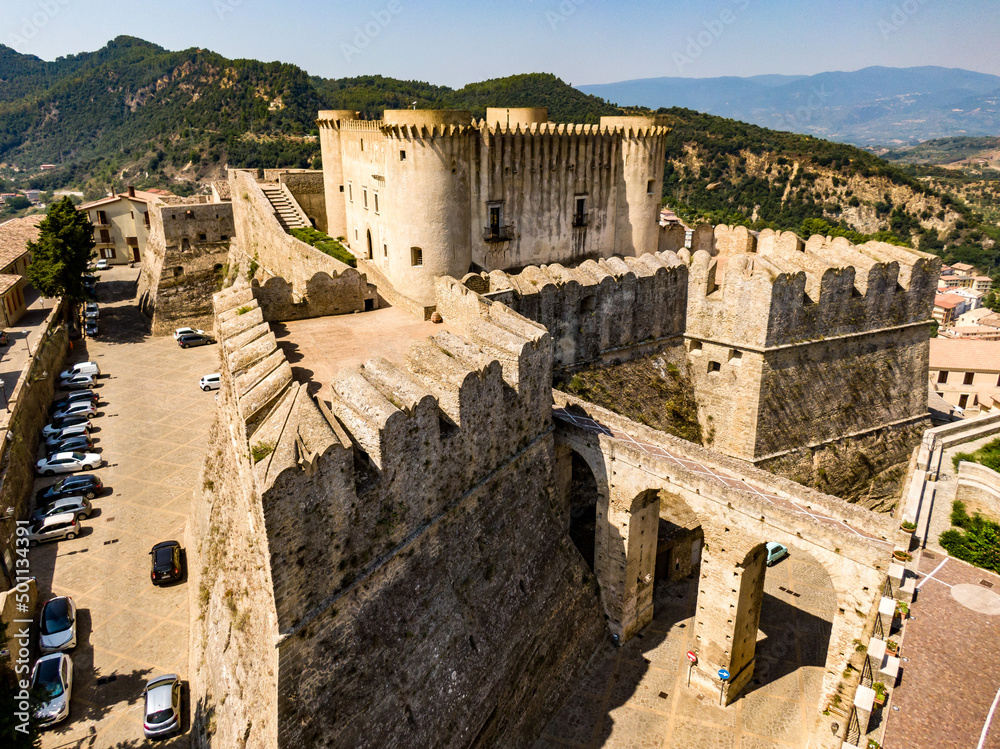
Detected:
left=536, top=551, right=837, bottom=749
left=29, top=266, right=218, bottom=747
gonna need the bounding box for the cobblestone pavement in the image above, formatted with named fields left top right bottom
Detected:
left=881, top=551, right=1000, bottom=749
left=30, top=266, right=219, bottom=748
left=536, top=551, right=837, bottom=748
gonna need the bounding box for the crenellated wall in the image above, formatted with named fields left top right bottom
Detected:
left=456, top=250, right=687, bottom=370
left=195, top=279, right=606, bottom=748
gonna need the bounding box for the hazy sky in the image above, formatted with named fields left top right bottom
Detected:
left=5, top=0, right=1000, bottom=87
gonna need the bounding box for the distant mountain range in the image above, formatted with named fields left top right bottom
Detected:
left=578, top=66, right=1000, bottom=146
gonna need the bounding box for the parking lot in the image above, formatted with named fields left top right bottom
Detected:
left=28, top=266, right=219, bottom=747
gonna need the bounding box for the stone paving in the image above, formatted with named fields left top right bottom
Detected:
left=880, top=551, right=1000, bottom=749
left=536, top=551, right=837, bottom=748
left=29, top=266, right=219, bottom=748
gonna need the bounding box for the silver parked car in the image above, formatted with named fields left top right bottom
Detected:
left=51, top=401, right=97, bottom=420
left=30, top=652, right=73, bottom=727
left=39, top=596, right=77, bottom=654
left=143, top=674, right=182, bottom=737
left=27, top=513, right=80, bottom=547
left=59, top=374, right=97, bottom=392
left=32, top=496, right=92, bottom=523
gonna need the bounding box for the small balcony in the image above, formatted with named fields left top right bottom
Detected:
left=572, top=216, right=589, bottom=228
left=483, top=224, right=514, bottom=242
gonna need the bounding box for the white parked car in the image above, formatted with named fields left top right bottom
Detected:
left=143, top=674, right=182, bottom=738
left=42, top=416, right=91, bottom=437
left=95, top=259, right=109, bottom=270
left=199, top=373, right=221, bottom=391
left=30, top=652, right=73, bottom=727
left=36, top=451, right=102, bottom=476
left=60, top=362, right=100, bottom=380
left=39, top=596, right=77, bottom=653
left=174, top=327, right=205, bottom=340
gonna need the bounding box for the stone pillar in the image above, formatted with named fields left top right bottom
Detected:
left=688, top=542, right=767, bottom=705
left=596, top=489, right=660, bottom=640
left=877, top=597, right=896, bottom=638
left=853, top=686, right=875, bottom=738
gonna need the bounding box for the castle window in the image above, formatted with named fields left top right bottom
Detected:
left=729, top=349, right=742, bottom=365
left=197, top=233, right=207, bottom=241
left=963, top=372, right=974, bottom=385
left=383, top=242, right=388, bottom=259
left=374, top=192, right=379, bottom=214
left=708, top=361, right=721, bottom=374
left=573, top=196, right=587, bottom=227
left=363, top=188, right=368, bottom=209
left=937, top=371, right=948, bottom=384
left=647, top=179, right=655, bottom=195
left=339, top=185, right=344, bottom=192
left=348, top=183, right=353, bottom=202
left=689, top=341, right=702, bottom=355
left=411, top=247, right=423, bottom=266
left=399, top=150, right=406, bottom=161
left=221, top=234, right=229, bottom=241
left=360, top=139, right=364, bottom=152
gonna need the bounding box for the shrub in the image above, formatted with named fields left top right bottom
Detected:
left=291, top=227, right=357, bottom=267
left=251, top=441, right=274, bottom=463
left=940, top=509, right=1000, bottom=575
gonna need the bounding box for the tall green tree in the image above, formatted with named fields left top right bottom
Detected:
left=25, top=198, right=95, bottom=303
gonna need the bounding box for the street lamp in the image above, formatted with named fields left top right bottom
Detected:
left=21, top=330, right=29, bottom=357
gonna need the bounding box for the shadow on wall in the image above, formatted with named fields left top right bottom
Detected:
left=251, top=271, right=371, bottom=323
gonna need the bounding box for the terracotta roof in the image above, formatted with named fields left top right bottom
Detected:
left=934, top=293, right=966, bottom=310
left=78, top=189, right=172, bottom=211
left=930, top=338, right=1000, bottom=373
left=952, top=263, right=975, bottom=272
left=0, top=273, right=21, bottom=295
left=0, top=216, right=40, bottom=270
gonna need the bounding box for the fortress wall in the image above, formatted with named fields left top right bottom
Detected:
left=228, top=169, right=371, bottom=321
left=456, top=250, right=687, bottom=370
left=201, top=281, right=606, bottom=747
left=138, top=201, right=233, bottom=335
left=685, top=226, right=940, bottom=348
left=471, top=127, right=621, bottom=270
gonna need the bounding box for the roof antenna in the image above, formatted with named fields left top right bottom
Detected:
left=412, top=101, right=417, bottom=110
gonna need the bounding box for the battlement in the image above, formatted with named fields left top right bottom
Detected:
left=686, top=224, right=940, bottom=348
left=477, top=120, right=671, bottom=138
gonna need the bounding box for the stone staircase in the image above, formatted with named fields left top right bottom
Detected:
left=259, top=183, right=310, bottom=231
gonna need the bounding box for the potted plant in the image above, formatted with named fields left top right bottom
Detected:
left=896, top=601, right=909, bottom=619
left=868, top=739, right=881, bottom=749
left=886, top=639, right=899, bottom=655
left=900, top=520, right=916, bottom=532
left=873, top=681, right=887, bottom=707
left=893, top=549, right=913, bottom=562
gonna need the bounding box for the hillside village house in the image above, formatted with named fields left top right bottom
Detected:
left=0, top=216, right=38, bottom=327
left=930, top=337, right=1000, bottom=415
left=78, top=186, right=171, bottom=265
left=933, top=293, right=969, bottom=325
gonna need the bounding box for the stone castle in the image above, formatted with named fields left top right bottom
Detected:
left=151, top=107, right=938, bottom=748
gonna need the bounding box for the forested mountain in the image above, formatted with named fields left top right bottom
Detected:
left=1, top=37, right=998, bottom=274
left=579, top=66, right=1000, bottom=146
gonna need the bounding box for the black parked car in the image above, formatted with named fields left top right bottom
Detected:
left=150, top=541, right=184, bottom=585
left=47, top=435, right=94, bottom=455
left=36, top=474, right=103, bottom=503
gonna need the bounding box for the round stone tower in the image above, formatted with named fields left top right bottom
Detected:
left=382, top=110, right=474, bottom=308
left=484, top=107, right=548, bottom=129
left=317, top=110, right=359, bottom=240
left=601, top=115, right=670, bottom=258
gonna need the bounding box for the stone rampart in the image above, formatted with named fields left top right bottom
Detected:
left=197, top=280, right=605, bottom=748
left=138, top=200, right=233, bottom=335
left=956, top=461, right=1000, bottom=520
left=0, top=301, right=68, bottom=587
left=228, top=169, right=373, bottom=321
left=457, top=250, right=687, bottom=370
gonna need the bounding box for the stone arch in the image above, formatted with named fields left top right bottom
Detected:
left=554, top=443, right=608, bottom=572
